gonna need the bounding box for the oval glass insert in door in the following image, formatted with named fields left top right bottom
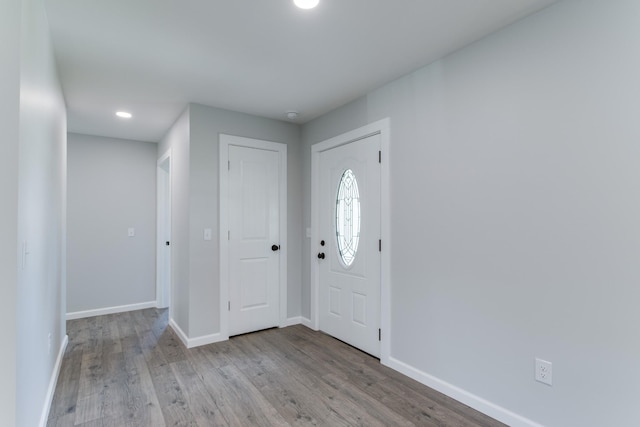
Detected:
left=335, top=169, right=361, bottom=267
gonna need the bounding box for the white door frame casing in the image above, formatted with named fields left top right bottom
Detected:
left=156, top=149, right=172, bottom=311
left=311, top=118, right=391, bottom=365
left=219, top=134, right=288, bottom=340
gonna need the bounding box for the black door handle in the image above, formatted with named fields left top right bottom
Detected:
left=272, top=244, right=280, bottom=251
left=317, top=252, right=325, bottom=259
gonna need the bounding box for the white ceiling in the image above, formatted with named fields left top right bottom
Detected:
left=45, top=0, right=558, bottom=143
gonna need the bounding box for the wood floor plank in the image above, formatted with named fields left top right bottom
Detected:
left=184, top=346, right=272, bottom=426
left=117, top=312, right=138, bottom=340
left=46, top=412, right=76, bottom=427
left=99, top=373, right=128, bottom=422
left=280, top=325, right=501, bottom=427
left=118, top=354, right=166, bottom=427
left=215, top=363, right=290, bottom=427
left=231, top=333, right=355, bottom=427
left=66, top=318, right=90, bottom=353
left=74, top=392, right=103, bottom=425
left=157, top=328, right=188, bottom=365
left=137, top=327, right=168, bottom=368
left=77, top=351, right=106, bottom=398
left=170, top=359, right=229, bottom=426
left=102, top=314, right=122, bottom=354
left=74, top=419, right=104, bottom=427
left=187, top=339, right=290, bottom=426
left=48, top=348, right=83, bottom=419
left=147, top=361, right=199, bottom=426
left=49, top=309, right=507, bottom=427
left=248, top=331, right=421, bottom=427
left=191, top=340, right=237, bottom=369
left=268, top=328, right=468, bottom=427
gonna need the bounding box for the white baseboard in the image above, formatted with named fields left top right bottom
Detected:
left=66, top=301, right=157, bottom=320
left=39, top=334, right=68, bottom=427
left=281, top=316, right=303, bottom=327
left=386, top=356, right=543, bottom=427
left=169, top=319, right=226, bottom=349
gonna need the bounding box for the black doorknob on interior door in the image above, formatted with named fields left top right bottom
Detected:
left=271, top=244, right=280, bottom=251
left=317, top=252, right=325, bottom=259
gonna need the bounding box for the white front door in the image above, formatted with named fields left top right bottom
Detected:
left=228, top=144, right=281, bottom=336
left=318, top=133, right=381, bottom=357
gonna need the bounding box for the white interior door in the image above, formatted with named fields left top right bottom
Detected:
left=228, top=145, right=281, bottom=336
left=318, top=133, right=381, bottom=357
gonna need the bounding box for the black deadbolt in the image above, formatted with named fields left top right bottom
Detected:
left=271, top=244, right=280, bottom=251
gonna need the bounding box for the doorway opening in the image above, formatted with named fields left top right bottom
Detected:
left=156, top=150, right=172, bottom=313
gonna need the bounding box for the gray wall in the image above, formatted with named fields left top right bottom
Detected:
left=67, top=133, right=157, bottom=314
left=0, top=0, right=21, bottom=424
left=8, top=0, right=68, bottom=425
left=301, top=0, right=640, bottom=425
left=160, top=103, right=302, bottom=339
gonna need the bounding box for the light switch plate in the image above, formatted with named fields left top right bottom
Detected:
left=128, top=227, right=135, bottom=237
left=204, top=228, right=212, bottom=241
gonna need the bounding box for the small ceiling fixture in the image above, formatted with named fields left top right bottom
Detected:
left=115, top=111, right=132, bottom=119
left=286, top=111, right=299, bottom=120
left=294, top=0, right=319, bottom=10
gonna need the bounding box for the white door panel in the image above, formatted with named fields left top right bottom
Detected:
left=229, top=145, right=280, bottom=336
left=318, top=134, right=381, bottom=357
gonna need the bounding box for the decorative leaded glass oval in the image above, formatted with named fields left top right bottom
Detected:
left=336, top=169, right=361, bottom=267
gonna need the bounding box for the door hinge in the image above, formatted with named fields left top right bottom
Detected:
left=228, top=301, right=231, bottom=311
left=228, top=160, right=230, bottom=170
left=378, top=328, right=381, bottom=341
left=379, top=239, right=382, bottom=252
left=228, top=230, right=230, bottom=240
left=378, top=150, right=381, bottom=164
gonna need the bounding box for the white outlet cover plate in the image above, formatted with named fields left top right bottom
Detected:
left=535, top=358, right=553, bottom=386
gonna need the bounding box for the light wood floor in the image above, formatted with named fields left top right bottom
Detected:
left=47, top=309, right=506, bottom=426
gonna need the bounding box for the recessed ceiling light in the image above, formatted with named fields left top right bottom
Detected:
left=294, top=0, right=319, bottom=10
left=286, top=111, right=299, bottom=120
left=116, top=111, right=132, bottom=119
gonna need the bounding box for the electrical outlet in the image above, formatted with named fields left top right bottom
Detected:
left=535, top=358, right=552, bottom=386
